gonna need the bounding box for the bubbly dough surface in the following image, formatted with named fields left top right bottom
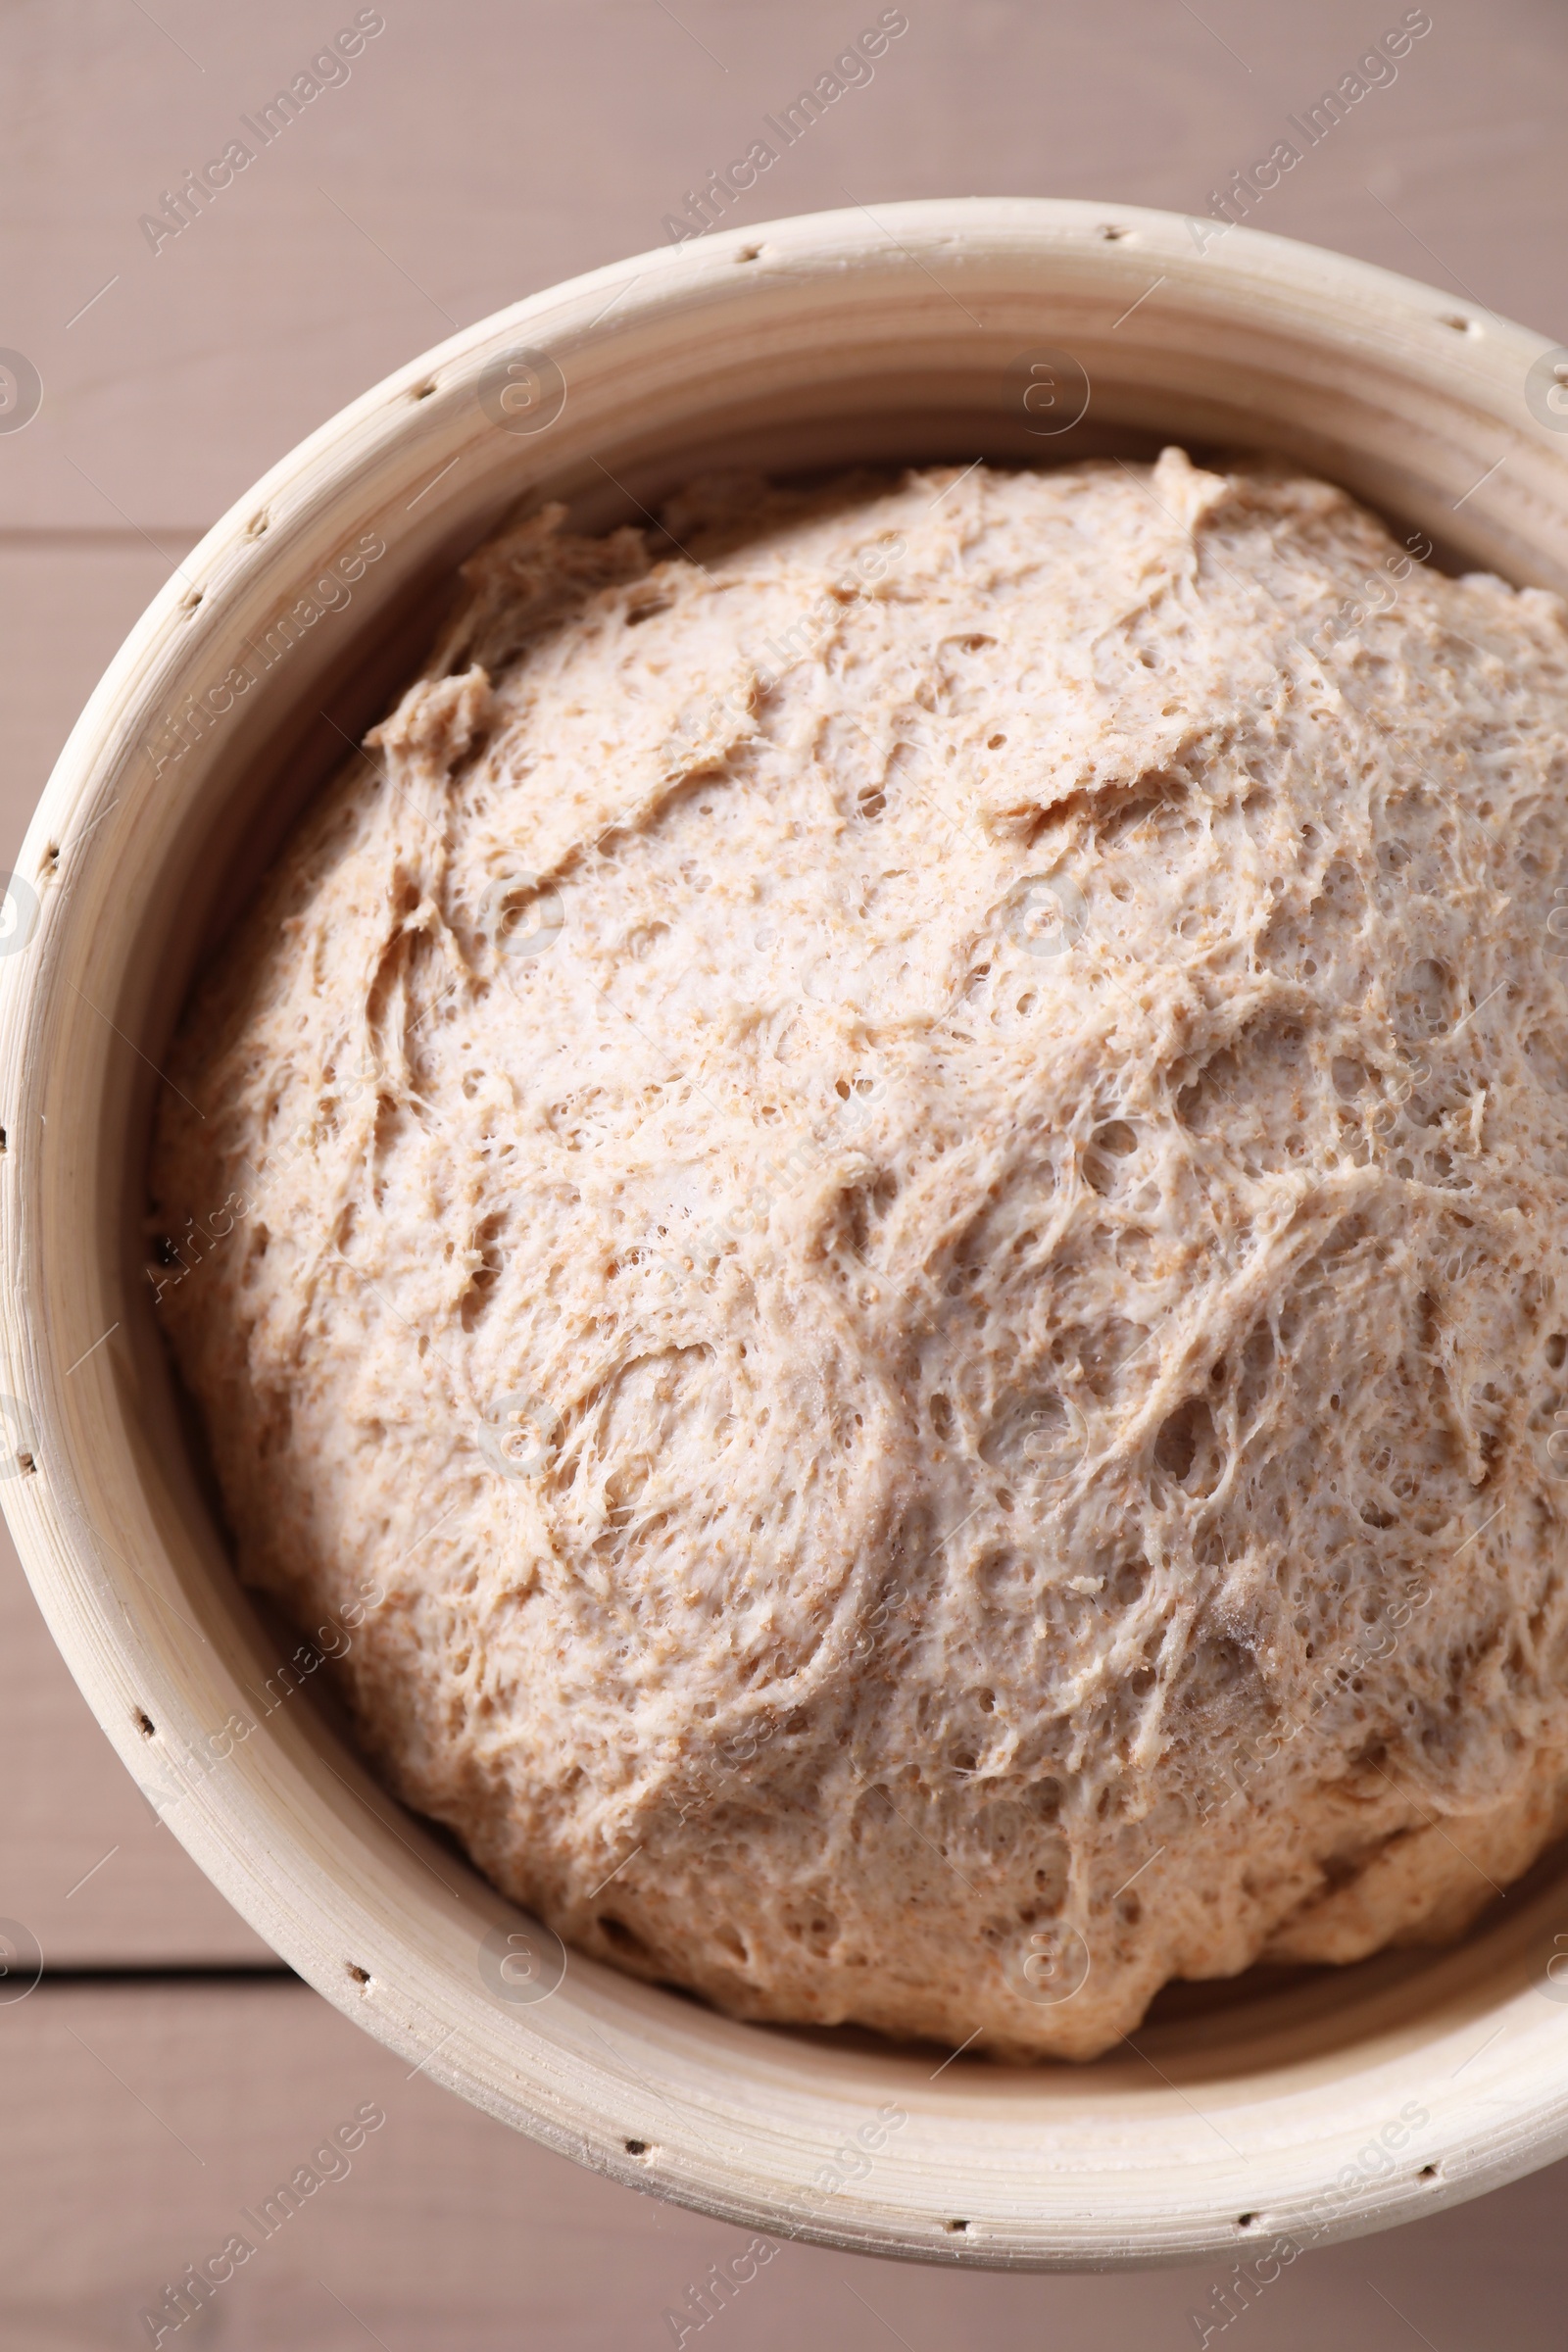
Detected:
left=152, top=452, right=1568, bottom=2058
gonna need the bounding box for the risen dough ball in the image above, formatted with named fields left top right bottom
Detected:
left=152, top=452, right=1568, bottom=2059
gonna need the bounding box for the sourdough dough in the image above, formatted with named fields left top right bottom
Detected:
left=151, top=452, right=1568, bottom=2059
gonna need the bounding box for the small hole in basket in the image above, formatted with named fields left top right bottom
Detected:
left=412, top=379, right=437, bottom=401
left=944, top=2218, right=969, bottom=2233
left=0, top=1129, right=8, bottom=1153
left=624, top=2137, right=651, bottom=2157
left=1237, top=2212, right=1259, bottom=2229
left=134, top=1709, right=156, bottom=1739
left=1417, top=2163, right=1440, bottom=2181
left=345, top=1963, right=370, bottom=1987
left=735, top=243, right=762, bottom=262
left=1440, top=313, right=1477, bottom=334
left=1097, top=223, right=1131, bottom=240
left=43, top=844, right=59, bottom=869
left=245, top=512, right=270, bottom=539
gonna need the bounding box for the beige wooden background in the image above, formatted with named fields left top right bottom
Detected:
left=5, top=0, right=1568, bottom=2342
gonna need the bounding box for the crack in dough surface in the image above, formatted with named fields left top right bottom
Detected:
left=151, top=451, right=1568, bottom=2058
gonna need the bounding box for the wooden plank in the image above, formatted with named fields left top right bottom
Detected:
left=0, top=1976, right=1564, bottom=2349
left=0, top=537, right=270, bottom=1963
left=0, top=1515, right=272, bottom=1961
left=0, top=540, right=196, bottom=865
left=0, top=0, right=1564, bottom=531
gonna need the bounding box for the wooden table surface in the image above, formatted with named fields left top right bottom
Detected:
left=4, top=1, right=1568, bottom=2341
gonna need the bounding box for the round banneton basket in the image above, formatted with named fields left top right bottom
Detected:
left=6, top=197, right=1568, bottom=2271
